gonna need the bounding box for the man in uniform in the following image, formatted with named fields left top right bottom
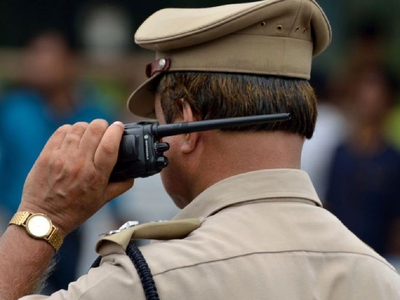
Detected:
left=0, top=0, right=399, bottom=299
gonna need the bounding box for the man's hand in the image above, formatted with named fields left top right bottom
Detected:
left=0, top=120, right=133, bottom=300
left=18, top=119, right=134, bottom=236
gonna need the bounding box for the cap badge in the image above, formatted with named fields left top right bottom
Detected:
left=145, top=58, right=171, bottom=78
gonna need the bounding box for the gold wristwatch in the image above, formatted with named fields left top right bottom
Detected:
left=9, top=211, right=63, bottom=251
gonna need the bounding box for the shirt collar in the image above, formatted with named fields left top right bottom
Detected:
left=173, top=169, right=322, bottom=220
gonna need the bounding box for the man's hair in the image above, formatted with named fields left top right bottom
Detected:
left=156, top=72, right=317, bottom=139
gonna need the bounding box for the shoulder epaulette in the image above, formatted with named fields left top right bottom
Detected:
left=96, top=218, right=202, bottom=253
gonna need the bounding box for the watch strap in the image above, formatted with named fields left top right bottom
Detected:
left=9, top=211, right=63, bottom=251
left=47, top=227, right=63, bottom=251
left=9, top=211, right=31, bottom=225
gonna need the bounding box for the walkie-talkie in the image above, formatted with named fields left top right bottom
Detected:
left=110, top=113, right=291, bottom=181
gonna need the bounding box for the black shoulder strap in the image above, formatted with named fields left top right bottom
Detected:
left=91, top=243, right=160, bottom=300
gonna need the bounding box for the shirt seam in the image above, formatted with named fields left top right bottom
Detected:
left=152, top=250, right=398, bottom=277
left=75, top=266, right=141, bottom=300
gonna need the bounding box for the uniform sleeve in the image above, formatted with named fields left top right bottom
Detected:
left=19, top=252, right=147, bottom=300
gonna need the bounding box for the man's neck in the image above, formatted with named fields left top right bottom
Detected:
left=186, top=131, right=304, bottom=203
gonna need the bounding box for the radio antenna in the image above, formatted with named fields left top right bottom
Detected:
left=153, top=113, right=291, bottom=138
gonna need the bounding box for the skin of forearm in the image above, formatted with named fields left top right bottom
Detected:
left=0, top=226, right=55, bottom=300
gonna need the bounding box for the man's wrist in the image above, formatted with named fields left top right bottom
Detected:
left=18, top=202, right=69, bottom=237
left=0, top=224, right=56, bottom=299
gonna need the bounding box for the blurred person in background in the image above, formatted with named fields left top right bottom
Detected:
left=0, top=30, right=113, bottom=293
left=325, top=64, right=400, bottom=257
left=301, top=70, right=347, bottom=201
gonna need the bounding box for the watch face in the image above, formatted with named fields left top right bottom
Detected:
left=26, top=214, right=52, bottom=238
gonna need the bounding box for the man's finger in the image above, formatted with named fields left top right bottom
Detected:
left=43, top=124, right=72, bottom=151
left=93, top=121, right=124, bottom=172
left=60, top=122, right=89, bottom=150
left=79, top=119, right=109, bottom=157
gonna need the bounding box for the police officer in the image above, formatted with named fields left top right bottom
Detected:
left=1, top=0, right=400, bottom=299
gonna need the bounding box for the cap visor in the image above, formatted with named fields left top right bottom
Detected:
left=127, top=73, right=162, bottom=118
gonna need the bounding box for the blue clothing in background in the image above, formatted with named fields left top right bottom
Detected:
left=0, top=86, right=114, bottom=293
left=0, top=87, right=113, bottom=219
left=326, top=142, right=400, bottom=255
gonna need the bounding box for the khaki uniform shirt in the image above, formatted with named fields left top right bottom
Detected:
left=24, top=169, right=400, bottom=300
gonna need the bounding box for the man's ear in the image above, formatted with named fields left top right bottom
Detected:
left=179, top=99, right=199, bottom=154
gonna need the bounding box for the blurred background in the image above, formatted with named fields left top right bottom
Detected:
left=0, top=0, right=400, bottom=293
